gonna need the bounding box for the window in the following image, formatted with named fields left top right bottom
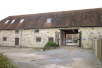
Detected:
left=48, top=37, right=54, bottom=41
left=35, top=29, right=39, bottom=33
left=36, top=37, right=41, bottom=42
left=47, top=18, right=52, bottom=23
left=15, top=30, right=19, bottom=34
left=11, top=19, right=15, bottom=24
left=5, top=20, right=9, bottom=24
left=3, top=37, right=7, bottom=41
left=20, top=19, right=24, bottom=23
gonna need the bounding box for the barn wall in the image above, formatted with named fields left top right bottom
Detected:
left=0, top=30, right=21, bottom=46
left=80, top=27, right=102, bottom=48
left=21, top=29, right=57, bottom=47
left=0, top=27, right=102, bottom=48
left=0, top=29, right=58, bottom=47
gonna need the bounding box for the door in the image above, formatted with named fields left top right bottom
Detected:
left=97, top=39, right=101, bottom=64
left=78, top=31, right=81, bottom=47
left=101, top=38, right=102, bottom=65
left=15, top=38, right=19, bottom=45
left=55, top=32, right=60, bottom=46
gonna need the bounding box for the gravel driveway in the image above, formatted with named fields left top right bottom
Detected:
left=0, top=46, right=101, bottom=68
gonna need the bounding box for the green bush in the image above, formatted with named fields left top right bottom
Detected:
left=44, top=41, right=58, bottom=48
left=74, top=40, right=77, bottom=43
left=0, top=53, right=17, bottom=68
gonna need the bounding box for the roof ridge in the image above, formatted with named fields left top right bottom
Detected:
left=9, top=7, right=102, bottom=17
left=0, top=7, right=102, bottom=30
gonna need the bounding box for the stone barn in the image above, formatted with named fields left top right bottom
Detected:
left=0, top=8, right=102, bottom=48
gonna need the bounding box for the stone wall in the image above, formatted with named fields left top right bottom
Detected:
left=80, top=27, right=102, bottom=48
left=0, top=29, right=58, bottom=47
left=21, top=29, right=58, bottom=47
left=0, top=27, right=102, bottom=48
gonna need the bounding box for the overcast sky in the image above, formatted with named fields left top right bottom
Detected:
left=0, top=0, right=102, bottom=20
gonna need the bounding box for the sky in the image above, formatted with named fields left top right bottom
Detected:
left=0, top=0, right=102, bottom=20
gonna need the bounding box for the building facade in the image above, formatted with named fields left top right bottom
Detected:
left=0, top=8, right=102, bottom=48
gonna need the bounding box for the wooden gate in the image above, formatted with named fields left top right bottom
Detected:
left=55, top=32, right=60, bottom=46
left=78, top=31, right=82, bottom=47
left=93, top=39, right=102, bottom=66
left=15, top=38, right=19, bottom=45
left=101, top=38, right=102, bottom=65
left=97, top=39, right=102, bottom=65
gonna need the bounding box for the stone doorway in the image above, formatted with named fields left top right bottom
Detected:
left=59, top=29, right=81, bottom=47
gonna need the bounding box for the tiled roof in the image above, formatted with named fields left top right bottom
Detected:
left=0, top=8, right=102, bottom=30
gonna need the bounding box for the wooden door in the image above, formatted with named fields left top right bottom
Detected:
left=79, top=32, right=81, bottom=47
left=97, top=39, right=102, bottom=64
left=15, top=38, right=19, bottom=45
left=101, top=38, right=102, bottom=65
left=55, top=32, right=60, bottom=46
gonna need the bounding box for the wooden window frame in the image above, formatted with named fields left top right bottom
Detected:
left=3, top=37, right=7, bottom=41
left=35, top=29, right=39, bottom=33
left=48, top=37, right=54, bottom=41
left=15, top=30, right=19, bottom=34
left=36, top=37, right=41, bottom=42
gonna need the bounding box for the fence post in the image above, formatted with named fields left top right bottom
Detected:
left=101, top=38, right=102, bottom=66
left=93, top=39, right=98, bottom=57
left=97, top=39, right=101, bottom=63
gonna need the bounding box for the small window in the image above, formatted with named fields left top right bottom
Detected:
left=36, top=37, right=41, bottom=42
left=5, top=20, right=9, bottom=24
left=47, top=18, right=52, bottom=23
left=35, top=29, right=39, bottom=33
left=20, top=19, right=24, bottom=23
left=48, top=37, right=54, bottom=41
left=15, top=30, right=19, bottom=34
left=3, top=37, right=7, bottom=41
left=11, top=19, right=15, bottom=24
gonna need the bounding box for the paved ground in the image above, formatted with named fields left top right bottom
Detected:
left=0, top=46, right=102, bottom=68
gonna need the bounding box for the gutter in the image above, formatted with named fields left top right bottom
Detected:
left=0, top=26, right=102, bottom=30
